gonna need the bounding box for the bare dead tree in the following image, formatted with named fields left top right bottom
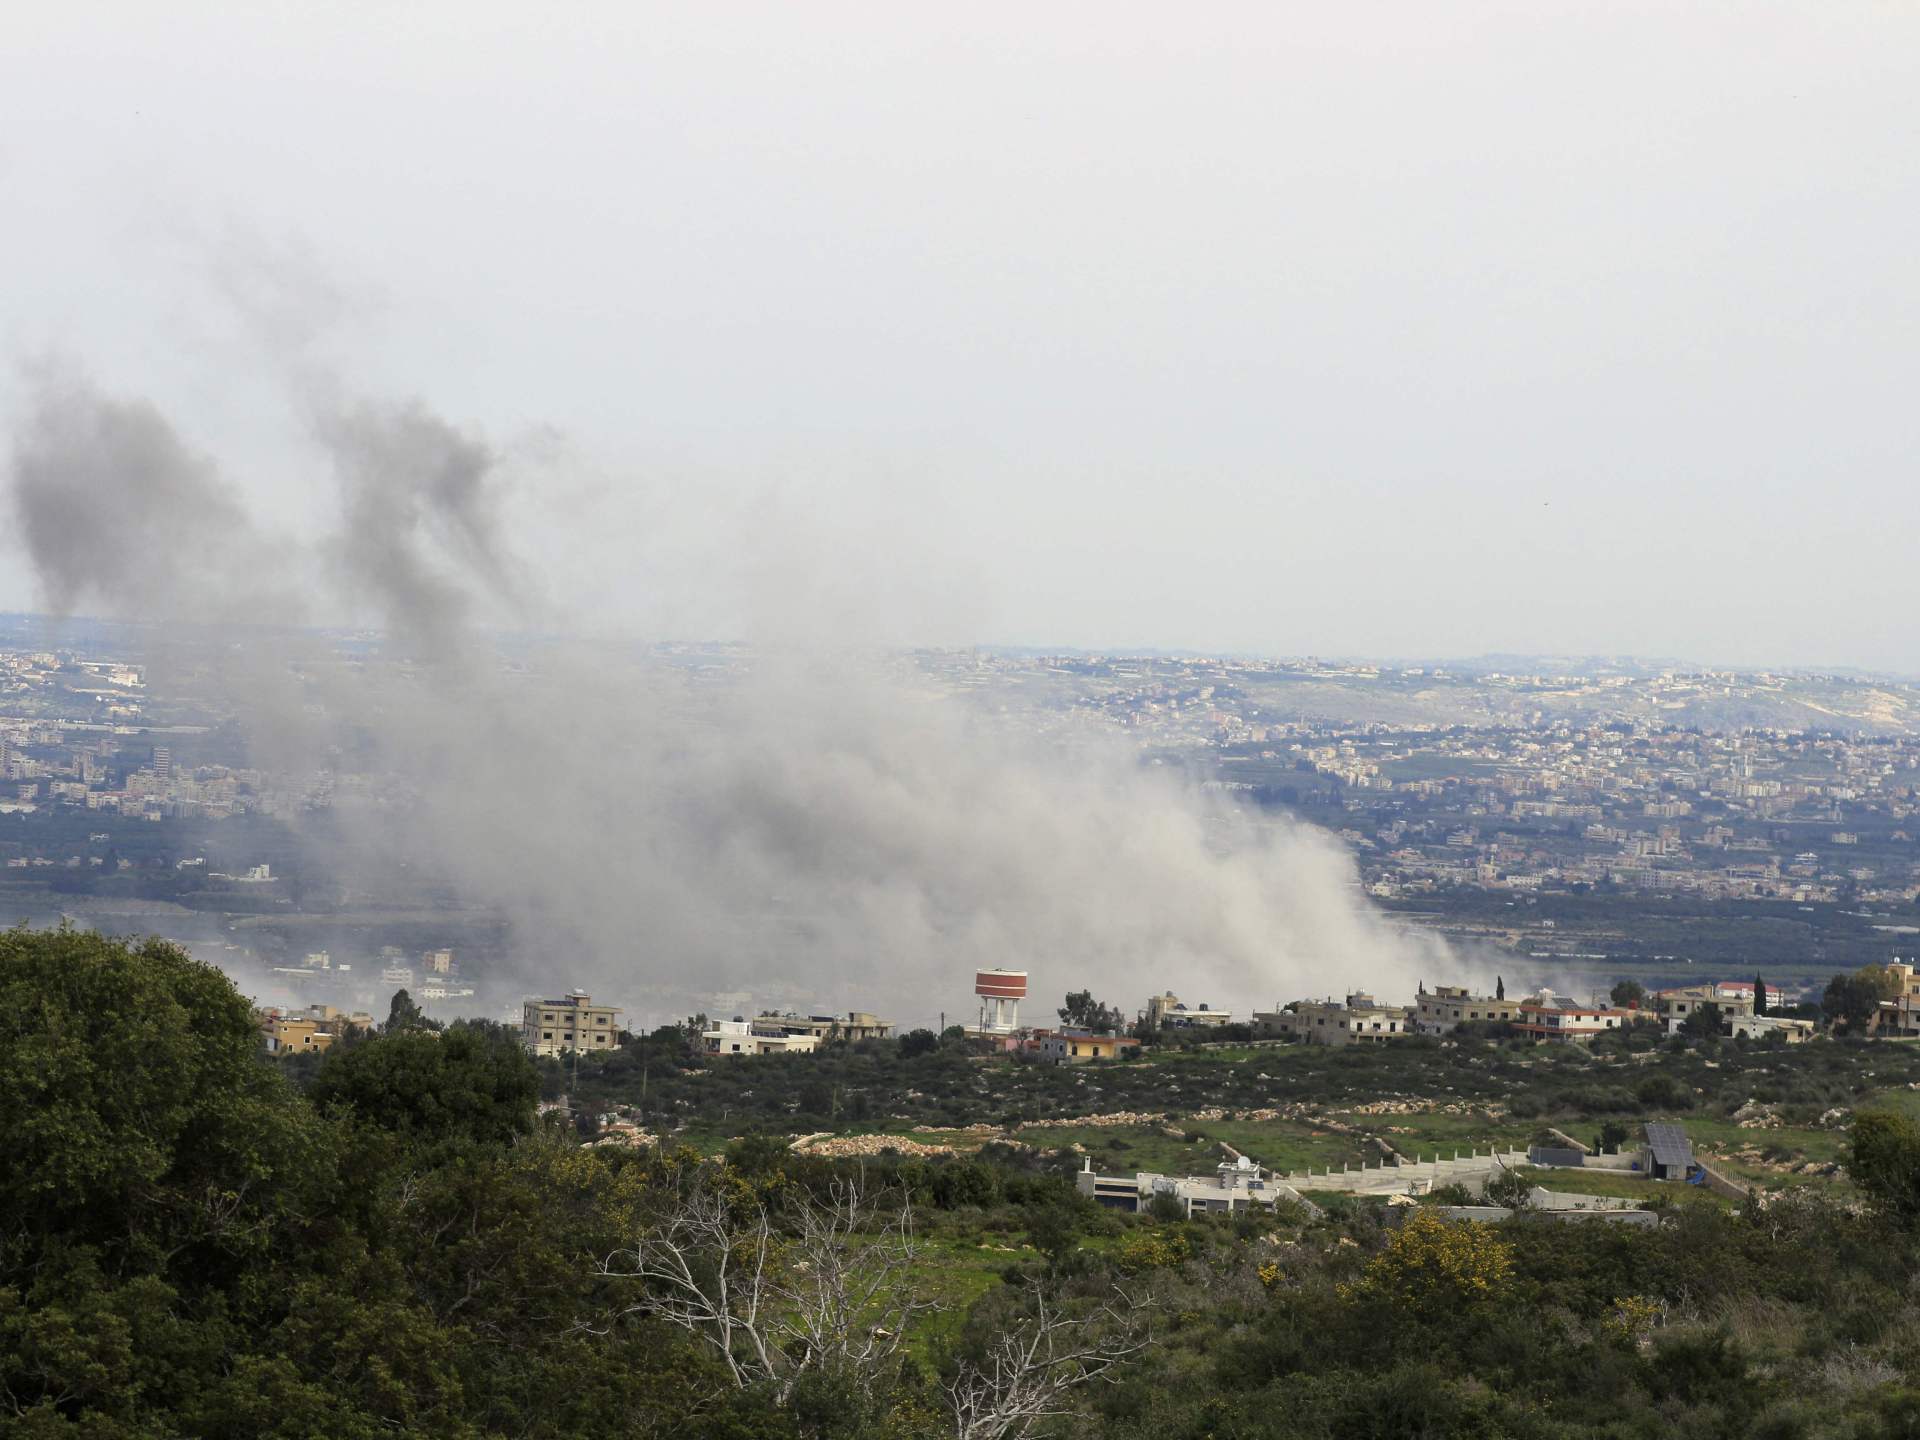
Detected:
left=775, top=1177, right=934, bottom=1400
left=946, top=1285, right=1154, bottom=1440
left=597, top=1167, right=784, bottom=1390
left=595, top=1168, right=935, bottom=1404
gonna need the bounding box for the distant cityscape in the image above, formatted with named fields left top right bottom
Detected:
left=8, top=626, right=1920, bottom=1029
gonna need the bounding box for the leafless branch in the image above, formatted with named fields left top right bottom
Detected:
left=946, top=1284, right=1155, bottom=1440
left=595, top=1168, right=937, bottom=1403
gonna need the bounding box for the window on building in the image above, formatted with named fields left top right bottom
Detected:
left=542, top=1031, right=553, bottom=1040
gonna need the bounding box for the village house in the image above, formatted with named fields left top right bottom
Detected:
left=759, top=1010, right=896, bottom=1043
left=1142, top=992, right=1234, bottom=1029
left=1255, top=992, right=1411, bottom=1046
left=700, top=1017, right=822, bottom=1057
left=257, top=1003, right=373, bottom=1056
left=1412, top=983, right=1521, bottom=1034
left=1514, top=997, right=1632, bottom=1043
left=1875, top=961, right=1920, bottom=1037
left=1029, top=1029, right=1141, bottom=1064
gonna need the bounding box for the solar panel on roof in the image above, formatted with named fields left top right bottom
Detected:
left=1645, top=1123, right=1692, bottom=1169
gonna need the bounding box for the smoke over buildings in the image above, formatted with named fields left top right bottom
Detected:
left=4, top=360, right=1467, bottom=1022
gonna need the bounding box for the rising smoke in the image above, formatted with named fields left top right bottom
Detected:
left=4, top=351, right=1469, bottom=1024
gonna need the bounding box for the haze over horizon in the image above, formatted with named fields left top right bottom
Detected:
left=4, top=3, right=1919, bottom=668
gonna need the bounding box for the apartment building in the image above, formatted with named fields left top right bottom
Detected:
left=521, top=991, right=624, bottom=1057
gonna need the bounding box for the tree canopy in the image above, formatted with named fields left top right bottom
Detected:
left=1059, top=989, right=1125, bottom=1034
left=1823, top=965, right=1900, bottom=1031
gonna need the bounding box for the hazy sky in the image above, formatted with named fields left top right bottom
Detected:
left=4, top=3, right=1917, bottom=667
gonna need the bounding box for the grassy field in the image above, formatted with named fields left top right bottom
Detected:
left=1656, top=1112, right=1848, bottom=1184
left=1010, top=1115, right=1378, bottom=1178
left=1010, top=1123, right=1219, bottom=1175
left=1199, top=1118, right=1378, bottom=1174
left=902, top=1235, right=1015, bottom=1359
left=1348, top=1108, right=1534, bottom=1159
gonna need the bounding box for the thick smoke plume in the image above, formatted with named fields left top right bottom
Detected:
left=5, top=363, right=1470, bottom=1024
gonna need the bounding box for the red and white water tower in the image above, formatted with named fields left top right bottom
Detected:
left=974, top=968, right=1028, bottom=1033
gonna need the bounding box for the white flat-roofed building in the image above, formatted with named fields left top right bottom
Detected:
left=1515, top=999, right=1630, bottom=1044
left=1143, top=992, right=1233, bottom=1029
left=701, top=1018, right=822, bottom=1057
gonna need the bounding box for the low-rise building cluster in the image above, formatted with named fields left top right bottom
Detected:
left=257, top=1003, right=373, bottom=1055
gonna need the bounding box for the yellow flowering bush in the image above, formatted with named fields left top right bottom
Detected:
left=1115, top=1227, right=1191, bottom=1273
left=1601, top=1294, right=1662, bottom=1344
left=1340, top=1211, right=1514, bottom=1320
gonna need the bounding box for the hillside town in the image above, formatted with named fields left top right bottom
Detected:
left=10, top=638, right=1920, bottom=909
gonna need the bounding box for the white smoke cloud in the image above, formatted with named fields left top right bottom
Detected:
left=4, top=346, right=1472, bottom=1026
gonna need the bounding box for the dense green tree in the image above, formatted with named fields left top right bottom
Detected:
left=384, top=985, right=435, bottom=1033
left=1610, top=978, right=1646, bottom=1008
left=1059, top=989, right=1125, bottom=1034
left=309, top=1021, right=539, bottom=1149
left=1850, top=1109, right=1920, bottom=1229
left=1679, top=1002, right=1724, bottom=1040
left=898, top=1028, right=939, bottom=1059
left=1824, top=965, right=1900, bottom=1031
left=1594, top=1119, right=1632, bottom=1154
left=0, top=924, right=326, bottom=1275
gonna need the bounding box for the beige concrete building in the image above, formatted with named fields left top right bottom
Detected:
left=1412, top=984, right=1520, bottom=1035
left=258, top=1003, right=373, bottom=1056
left=765, top=1010, right=896, bottom=1043
left=262, top=1017, right=333, bottom=1055
left=521, top=991, right=623, bottom=1057
left=1878, top=961, right=1920, bottom=1036
left=1654, top=984, right=1755, bottom=1033
left=1256, top=992, right=1410, bottom=1046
